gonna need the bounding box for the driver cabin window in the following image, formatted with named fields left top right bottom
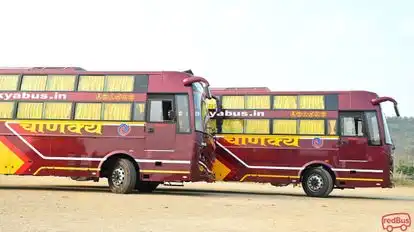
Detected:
left=340, top=114, right=364, bottom=136
left=149, top=100, right=173, bottom=122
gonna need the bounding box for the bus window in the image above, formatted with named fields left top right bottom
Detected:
left=222, top=96, right=244, bottom=109
left=0, top=75, right=19, bottom=91
left=133, top=103, right=146, bottom=121
left=327, top=119, right=337, bottom=135
left=17, top=102, right=43, bottom=119
left=103, top=103, right=131, bottom=121
left=175, top=94, right=191, bottom=133
left=299, top=95, right=324, bottom=109
left=299, top=120, right=325, bottom=135
left=106, top=76, right=134, bottom=92
left=273, top=119, right=297, bottom=134
left=46, top=75, right=76, bottom=91
left=273, top=96, right=297, bottom=109
left=340, top=113, right=364, bottom=136
left=149, top=100, right=173, bottom=122
left=21, top=75, right=47, bottom=91
left=246, top=96, right=270, bottom=109
left=75, top=103, right=102, bottom=120
left=245, top=119, right=269, bottom=134
left=78, top=76, right=105, bottom=91
left=44, top=102, right=72, bottom=119
left=0, top=102, right=15, bottom=118
left=222, top=119, right=243, bottom=133
left=365, top=112, right=380, bottom=145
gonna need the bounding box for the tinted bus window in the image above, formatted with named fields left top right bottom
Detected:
left=246, top=96, right=270, bottom=109
left=75, top=103, right=102, bottom=120
left=44, top=102, right=72, bottom=119
left=106, top=76, right=134, bottom=92
left=133, top=103, right=145, bottom=121
left=0, top=102, right=15, bottom=118
left=299, top=95, right=324, bottom=109
left=17, top=102, right=43, bottom=119
left=273, top=96, right=297, bottom=109
left=103, top=103, right=131, bottom=121
left=222, top=119, right=243, bottom=133
left=299, top=120, right=325, bottom=135
left=46, top=75, right=76, bottom=91
left=245, top=119, right=269, bottom=134
left=222, top=96, right=244, bottom=109
left=0, top=75, right=19, bottom=91
left=21, top=75, right=47, bottom=91
left=327, top=119, right=337, bottom=135
left=78, top=76, right=105, bottom=91
left=273, top=119, right=297, bottom=134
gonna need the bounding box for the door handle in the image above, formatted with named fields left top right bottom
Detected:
left=147, top=127, right=154, bottom=133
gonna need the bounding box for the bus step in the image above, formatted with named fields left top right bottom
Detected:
left=163, top=182, right=184, bottom=187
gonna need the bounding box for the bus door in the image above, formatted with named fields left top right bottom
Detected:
left=337, top=111, right=369, bottom=161
left=144, top=94, right=176, bottom=152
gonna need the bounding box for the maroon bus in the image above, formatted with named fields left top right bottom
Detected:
left=0, top=67, right=218, bottom=194
left=207, top=87, right=400, bottom=197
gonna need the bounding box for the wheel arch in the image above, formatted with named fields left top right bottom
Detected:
left=299, top=161, right=337, bottom=183
left=98, top=152, right=140, bottom=178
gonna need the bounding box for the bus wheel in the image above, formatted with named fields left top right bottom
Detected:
left=301, top=167, right=333, bottom=198
left=108, top=158, right=137, bottom=194
left=136, top=181, right=160, bottom=193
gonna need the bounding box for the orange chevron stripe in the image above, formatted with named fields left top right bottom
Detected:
left=0, top=136, right=31, bottom=174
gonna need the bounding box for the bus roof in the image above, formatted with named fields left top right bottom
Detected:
left=210, top=87, right=378, bottom=96
left=0, top=67, right=193, bottom=76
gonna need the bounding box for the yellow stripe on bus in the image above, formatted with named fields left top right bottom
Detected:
left=240, top=174, right=300, bottom=182
left=33, top=167, right=99, bottom=175
left=336, top=177, right=383, bottom=182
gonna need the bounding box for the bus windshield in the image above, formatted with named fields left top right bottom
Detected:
left=192, top=82, right=208, bottom=132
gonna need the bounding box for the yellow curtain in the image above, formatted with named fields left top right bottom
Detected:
left=133, top=103, right=145, bottom=121
left=75, top=103, right=101, bottom=120
left=207, top=119, right=217, bottom=134
left=21, top=75, right=47, bottom=91
left=44, top=103, right=72, bottom=119
left=47, top=75, right=76, bottom=91
left=299, top=95, right=324, bottom=109
left=0, top=75, right=19, bottom=91
left=17, top=102, right=43, bottom=119
left=205, top=98, right=217, bottom=110
left=273, top=119, right=297, bottom=134
left=103, top=103, right=131, bottom=120
left=0, top=102, right=14, bottom=118
left=246, top=96, right=270, bottom=109
left=106, top=76, right=134, bottom=92
left=222, top=96, right=244, bottom=109
left=328, top=119, right=337, bottom=135
left=245, top=119, right=269, bottom=134
left=222, top=119, right=244, bottom=133
left=299, top=120, right=325, bottom=135
left=274, top=96, right=297, bottom=109
left=78, top=76, right=105, bottom=91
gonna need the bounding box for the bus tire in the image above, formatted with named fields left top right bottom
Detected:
left=108, top=158, right=137, bottom=194
left=136, top=181, right=159, bottom=193
left=301, top=167, right=334, bottom=198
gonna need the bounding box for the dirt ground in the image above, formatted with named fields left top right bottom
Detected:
left=0, top=176, right=413, bottom=232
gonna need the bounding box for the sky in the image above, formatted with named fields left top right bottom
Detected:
left=0, top=0, right=413, bottom=117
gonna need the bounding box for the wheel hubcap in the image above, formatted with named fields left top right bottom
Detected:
left=111, top=167, right=125, bottom=187
left=307, top=174, right=324, bottom=192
